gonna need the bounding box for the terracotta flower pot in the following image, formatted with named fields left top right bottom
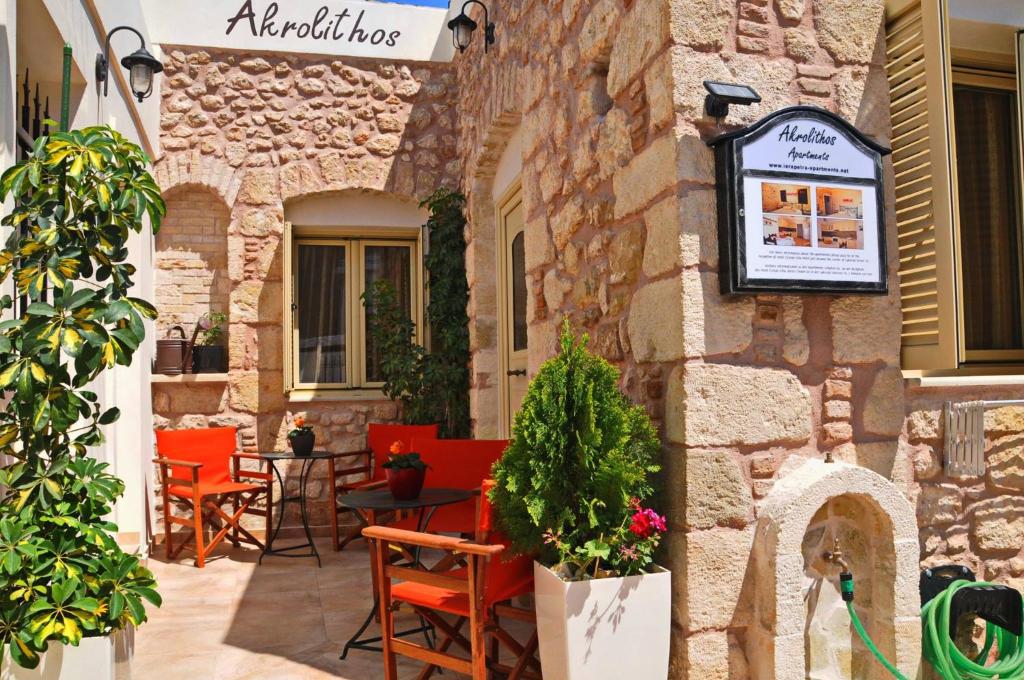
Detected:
left=289, top=430, right=315, bottom=457
left=386, top=467, right=426, bottom=500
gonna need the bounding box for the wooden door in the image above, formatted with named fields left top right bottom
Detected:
left=499, top=189, right=527, bottom=437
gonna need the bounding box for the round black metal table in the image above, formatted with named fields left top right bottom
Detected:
left=258, top=450, right=335, bottom=568
left=338, top=487, right=476, bottom=660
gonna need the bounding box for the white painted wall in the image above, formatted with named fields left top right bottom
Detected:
left=493, top=125, right=523, bottom=202
left=142, top=0, right=456, bottom=62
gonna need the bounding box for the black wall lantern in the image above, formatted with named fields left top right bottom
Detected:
left=448, top=1, right=496, bottom=54
left=95, top=26, right=163, bottom=103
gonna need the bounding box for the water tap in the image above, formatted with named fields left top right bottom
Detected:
left=823, top=536, right=855, bottom=602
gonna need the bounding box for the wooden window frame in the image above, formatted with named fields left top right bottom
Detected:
left=283, top=223, right=423, bottom=395
left=950, top=66, right=1024, bottom=363
left=889, top=1, right=1024, bottom=376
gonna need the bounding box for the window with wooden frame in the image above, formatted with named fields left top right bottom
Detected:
left=886, top=0, right=1024, bottom=371
left=283, top=223, right=422, bottom=393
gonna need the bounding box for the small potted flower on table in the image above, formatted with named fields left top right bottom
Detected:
left=288, top=416, right=315, bottom=456
left=382, top=441, right=429, bottom=500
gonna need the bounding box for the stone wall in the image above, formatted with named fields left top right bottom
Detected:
left=153, top=46, right=459, bottom=534
left=907, top=394, right=1024, bottom=589
left=453, top=0, right=916, bottom=677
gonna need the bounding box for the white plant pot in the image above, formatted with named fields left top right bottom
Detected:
left=2, top=629, right=131, bottom=680
left=534, top=561, right=671, bottom=680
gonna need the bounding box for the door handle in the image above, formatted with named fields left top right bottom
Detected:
left=507, top=369, right=527, bottom=377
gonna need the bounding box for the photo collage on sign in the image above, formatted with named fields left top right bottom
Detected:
left=760, top=182, right=865, bottom=250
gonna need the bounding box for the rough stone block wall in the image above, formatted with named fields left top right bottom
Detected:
left=455, top=0, right=911, bottom=677
left=907, top=396, right=1024, bottom=590
left=153, top=47, right=459, bottom=535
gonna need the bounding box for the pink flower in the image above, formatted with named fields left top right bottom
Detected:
left=629, top=508, right=666, bottom=538
left=619, top=545, right=639, bottom=561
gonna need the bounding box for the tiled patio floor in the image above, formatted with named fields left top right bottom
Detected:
left=133, top=541, right=424, bottom=679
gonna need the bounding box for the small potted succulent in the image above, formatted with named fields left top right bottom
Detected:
left=192, top=311, right=228, bottom=373
left=287, top=416, right=315, bottom=457
left=382, top=441, right=429, bottom=500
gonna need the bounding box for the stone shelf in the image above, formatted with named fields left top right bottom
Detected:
left=151, top=373, right=229, bottom=384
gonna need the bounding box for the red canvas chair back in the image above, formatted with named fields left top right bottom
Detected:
left=410, top=438, right=508, bottom=534
left=368, top=423, right=439, bottom=482
left=479, top=479, right=534, bottom=607
left=155, top=427, right=237, bottom=486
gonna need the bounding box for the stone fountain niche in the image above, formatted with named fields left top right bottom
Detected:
left=747, top=460, right=921, bottom=680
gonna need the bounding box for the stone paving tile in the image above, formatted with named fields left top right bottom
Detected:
left=133, top=542, right=423, bottom=679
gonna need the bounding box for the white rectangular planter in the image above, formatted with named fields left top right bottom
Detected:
left=2, top=629, right=132, bottom=680
left=534, top=561, right=671, bottom=680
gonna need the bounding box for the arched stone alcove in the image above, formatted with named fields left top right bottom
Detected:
left=155, top=185, right=232, bottom=340
left=748, top=459, right=920, bottom=680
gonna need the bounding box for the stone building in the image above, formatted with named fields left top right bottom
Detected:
left=146, top=0, right=1024, bottom=678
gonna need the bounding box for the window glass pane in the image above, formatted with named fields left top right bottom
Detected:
left=511, top=232, right=527, bottom=352
left=953, top=84, right=1024, bottom=351
left=365, top=245, right=412, bottom=382
left=296, top=244, right=346, bottom=384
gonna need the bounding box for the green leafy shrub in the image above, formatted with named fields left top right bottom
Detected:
left=489, top=322, right=662, bottom=579
left=0, top=126, right=164, bottom=667
left=362, top=187, right=470, bottom=437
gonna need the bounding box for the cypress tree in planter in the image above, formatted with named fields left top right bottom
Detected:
left=0, top=127, right=164, bottom=671
left=490, top=322, right=669, bottom=680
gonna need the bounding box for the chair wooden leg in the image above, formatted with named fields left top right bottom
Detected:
left=231, top=493, right=240, bottom=546
left=509, top=630, right=539, bottom=680
left=327, top=462, right=340, bottom=552
left=193, top=491, right=206, bottom=568
left=372, top=538, right=399, bottom=680
left=467, top=555, right=487, bottom=680
left=162, top=492, right=172, bottom=560
left=490, top=609, right=500, bottom=668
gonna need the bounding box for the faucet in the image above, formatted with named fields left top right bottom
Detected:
left=823, top=536, right=850, bottom=573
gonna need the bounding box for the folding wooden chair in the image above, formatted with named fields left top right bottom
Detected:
left=362, top=480, right=541, bottom=680
left=327, top=423, right=439, bottom=551
left=154, top=427, right=272, bottom=568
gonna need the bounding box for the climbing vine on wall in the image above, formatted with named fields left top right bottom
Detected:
left=363, top=188, right=470, bottom=438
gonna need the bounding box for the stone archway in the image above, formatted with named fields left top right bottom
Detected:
left=750, top=459, right=920, bottom=680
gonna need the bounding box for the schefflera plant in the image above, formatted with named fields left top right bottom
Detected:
left=0, top=126, right=165, bottom=668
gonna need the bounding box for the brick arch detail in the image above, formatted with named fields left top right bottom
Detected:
left=154, top=153, right=242, bottom=208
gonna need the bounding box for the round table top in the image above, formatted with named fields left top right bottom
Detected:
left=258, top=450, right=335, bottom=461
left=338, top=487, right=475, bottom=512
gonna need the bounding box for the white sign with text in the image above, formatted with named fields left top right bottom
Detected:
left=142, top=0, right=455, bottom=63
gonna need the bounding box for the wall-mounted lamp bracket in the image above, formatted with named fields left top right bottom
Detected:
left=704, top=80, right=761, bottom=121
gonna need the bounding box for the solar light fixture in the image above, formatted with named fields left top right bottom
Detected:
left=448, top=1, right=496, bottom=54
left=95, top=26, right=163, bottom=103
left=704, top=80, right=761, bottom=119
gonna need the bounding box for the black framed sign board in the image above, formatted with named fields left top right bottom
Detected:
left=708, top=106, right=891, bottom=295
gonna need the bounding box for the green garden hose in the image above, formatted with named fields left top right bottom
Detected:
left=842, top=572, right=1024, bottom=680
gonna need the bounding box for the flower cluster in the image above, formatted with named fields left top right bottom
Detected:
left=543, top=499, right=667, bottom=580
left=381, top=440, right=429, bottom=471
left=628, top=504, right=667, bottom=539
left=287, top=415, right=313, bottom=438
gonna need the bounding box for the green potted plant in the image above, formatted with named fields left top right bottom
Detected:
left=191, top=311, right=227, bottom=373
left=0, top=125, right=164, bottom=672
left=287, top=416, right=315, bottom=457
left=382, top=441, right=429, bottom=500
left=490, top=322, right=668, bottom=680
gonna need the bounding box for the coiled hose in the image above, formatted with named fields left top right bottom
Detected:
left=843, top=573, right=1024, bottom=680
left=921, top=579, right=1024, bottom=680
